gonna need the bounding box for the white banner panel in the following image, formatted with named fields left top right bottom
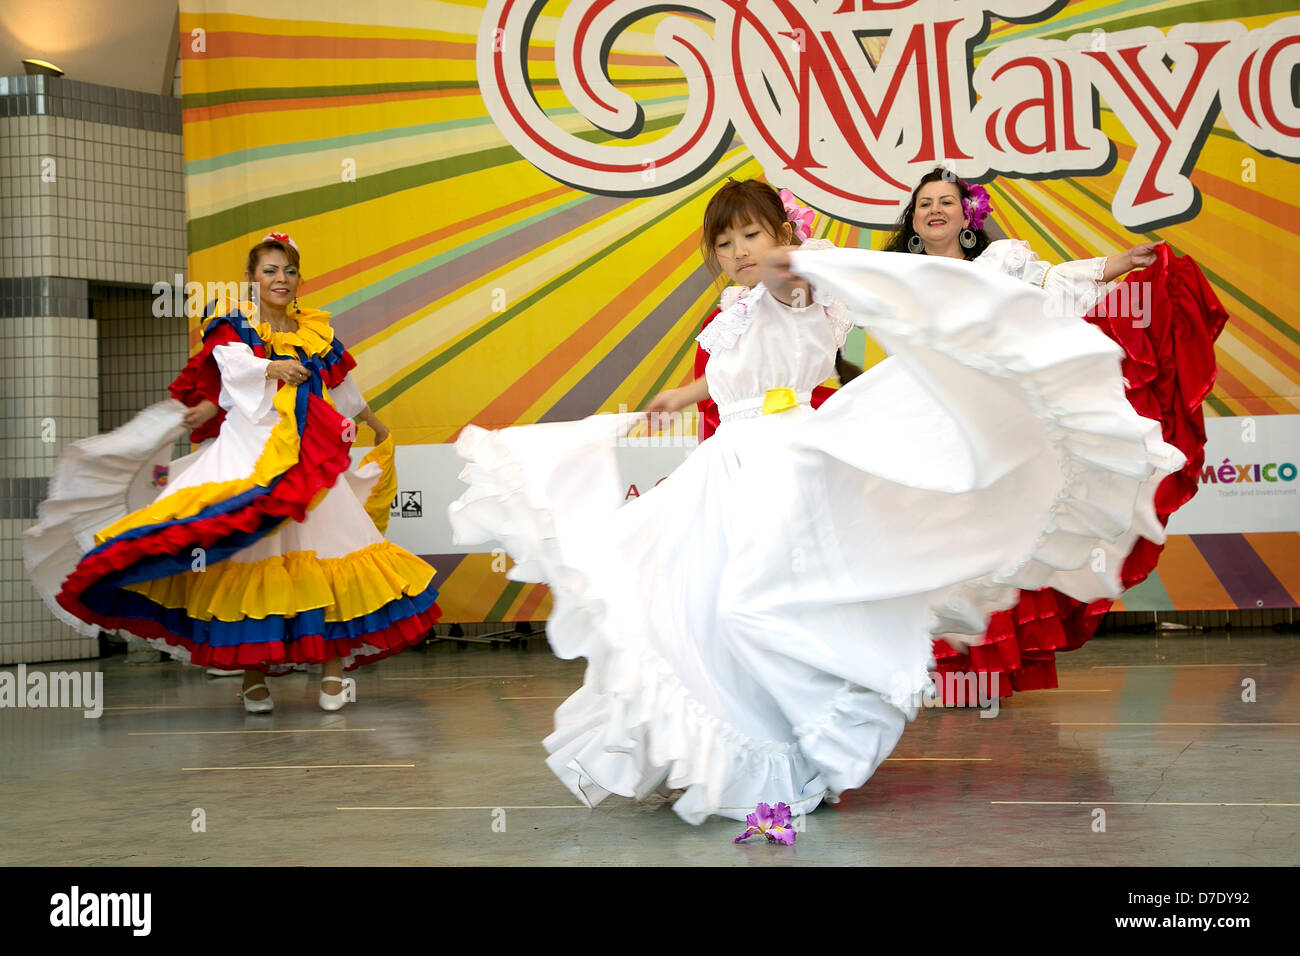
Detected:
left=357, top=413, right=1300, bottom=555
left=353, top=436, right=699, bottom=555
left=1165, top=414, right=1300, bottom=534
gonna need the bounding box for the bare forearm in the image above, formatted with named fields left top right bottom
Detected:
left=356, top=406, right=389, bottom=441
left=679, top=376, right=710, bottom=405
left=1101, top=252, right=1132, bottom=283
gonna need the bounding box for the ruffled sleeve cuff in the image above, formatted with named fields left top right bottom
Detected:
left=329, top=374, right=367, bottom=420
left=213, top=342, right=275, bottom=421
left=1042, top=256, right=1110, bottom=316
left=977, top=239, right=1109, bottom=316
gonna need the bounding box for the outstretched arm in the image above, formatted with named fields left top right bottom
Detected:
left=645, top=376, right=710, bottom=417
left=356, top=405, right=390, bottom=444
left=1102, top=241, right=1162, bottom=282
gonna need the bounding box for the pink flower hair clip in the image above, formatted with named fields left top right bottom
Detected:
left=778, top=189, right=816, bottom=243
left=960, top=183, right=992, bottom=232
left=263, top=231, right=298, bottom=250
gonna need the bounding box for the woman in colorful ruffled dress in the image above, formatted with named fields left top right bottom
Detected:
left=449, top=178, right=1183, bottom=824
left=885, top=169, right=1227, bottom=701
left=25, top=234, right=440, bottom=712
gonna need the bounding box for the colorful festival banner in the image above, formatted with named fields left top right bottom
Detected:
left=179, top=0, right=1300, bottom=619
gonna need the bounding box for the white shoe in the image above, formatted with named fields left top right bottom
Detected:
left=239, top=683, right=273, bottom=714
left=319, top=675, right=355, bottom=712
left=207, top=668, right=245, bottom=678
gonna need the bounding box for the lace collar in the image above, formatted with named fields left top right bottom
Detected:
left=696, top=284, right=768, bottom=354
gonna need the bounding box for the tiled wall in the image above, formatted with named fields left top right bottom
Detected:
left=0, top=79, right=184, bottom=286
left=0, top=75, right=186, bottom=665
left=0, top=310, right=99, bottom=664
left=95, top=285, right=190, bottom=459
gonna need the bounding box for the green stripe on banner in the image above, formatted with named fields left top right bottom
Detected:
left=994, top=187, right=1072, bottom=262
left=1066, top=177, right=1300, bottom=349
left=187, top=113, right=687, bottom=252
left=635, top=327, right=702, bottom=410
left=187, top=96, right=690, bottom=175
left=843, top=327, right=868, bottom=368
left=367, top=153, right=754, bottom=412
left=1096, top=107, right=1244, bottom=144
left=184, top=81, right=479, bottom=109
left=974, top=0, right=1294, bottom=54
left=1205, top=393, right=1235, bottom=416
left=485, top=580, right=525, bottom=621
left=1182, top=263, right=1300, bottom=348
left=1120, top=572, right=1176, bottom=611
left=322, top=194, right=597, bottom=315
left=183, top=76, right=685, bottom=110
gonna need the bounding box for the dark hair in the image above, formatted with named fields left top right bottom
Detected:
left=835, top=352, right=863, bottom=384
left=245, top=237, right=301, bottom=277
left=883, top=168, right=991, bottom=260
left=700, top=178, right=799, bottom=284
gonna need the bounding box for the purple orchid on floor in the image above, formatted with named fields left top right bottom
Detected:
left=734, top=802, right=797, bottom=845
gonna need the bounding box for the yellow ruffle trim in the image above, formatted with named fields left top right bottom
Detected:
left=123, top=540, right=435, bottom=623
left=205, top=303, right=337, bottom=359
left=94, top=383, right=301, bottom=546
left=254, top=306, right=337, bottom=358
left=359, top=435, right=397, bottom=535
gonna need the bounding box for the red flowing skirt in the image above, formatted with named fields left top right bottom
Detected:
left=931, top=245, right=1228, bottom=699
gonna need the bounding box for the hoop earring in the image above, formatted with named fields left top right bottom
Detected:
left=907, top=234, right=924, bottom=254
left=959, top=228, right=977, bottom=250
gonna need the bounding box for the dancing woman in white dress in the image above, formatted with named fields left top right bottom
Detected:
left=449, top=179, right=1182, bottom=824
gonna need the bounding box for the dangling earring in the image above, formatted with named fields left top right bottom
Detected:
left=292, top=296, right=299, bottom=313
left=959, top=228, right=977, bottom=249
left=907, top=233, right=924, bottom=254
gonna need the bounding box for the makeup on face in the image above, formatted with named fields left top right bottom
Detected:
left=913, top=183, right=967, bottom=244
left=250, top=249, right=300, bottom=307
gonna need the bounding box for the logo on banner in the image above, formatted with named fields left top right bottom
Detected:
left=1200, top=457, right=1298, bottom=493
left=392, top=491, right=423, bottom=519
left=478, top=1, right=1300, bottom=230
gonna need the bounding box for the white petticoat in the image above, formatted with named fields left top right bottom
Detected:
left=449, top=250, right=1183, bottom=824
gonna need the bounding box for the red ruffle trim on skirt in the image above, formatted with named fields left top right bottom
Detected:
left=933, top=246, right=1228, bottom=700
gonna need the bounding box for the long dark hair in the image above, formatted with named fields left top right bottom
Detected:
left=883, top=168, right=992, bottom=260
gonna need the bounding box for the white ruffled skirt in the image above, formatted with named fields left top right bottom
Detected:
left=449, top=250, right=1183, bottom=823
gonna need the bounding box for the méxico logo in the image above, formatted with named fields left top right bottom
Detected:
left=478, top=0, right=1300, bottom=230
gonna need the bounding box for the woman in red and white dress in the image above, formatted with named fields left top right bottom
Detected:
left=885, top=169, right=1227, bottom=700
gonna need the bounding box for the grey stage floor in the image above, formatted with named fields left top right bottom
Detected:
left=1, top=632, right=1296, bottom=866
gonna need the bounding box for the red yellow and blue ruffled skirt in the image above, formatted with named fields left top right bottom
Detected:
left=29, top=324, right=440, bottom=673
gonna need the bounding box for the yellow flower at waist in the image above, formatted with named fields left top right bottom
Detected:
left=761, top=387, right=798, bottom=415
